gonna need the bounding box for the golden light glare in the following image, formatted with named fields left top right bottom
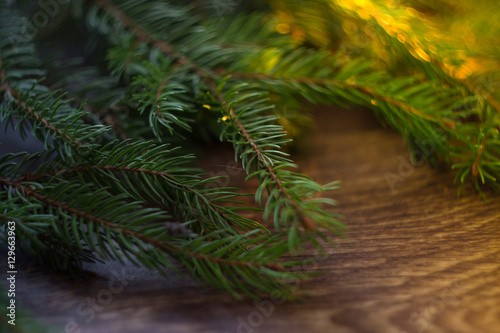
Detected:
left=276, top=23, right=291, bottom=34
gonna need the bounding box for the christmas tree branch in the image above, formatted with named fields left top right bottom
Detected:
left=94, top=0, right=206, bottom=76
left=86, top=0, right=343, bottom=250
left=0, top=62, right=83, bottom=147
left=17, top=165, right=179, bottom=182
left=229, top=72, right=457, bottom=129
left=1, top=0, right=496, bottom=303
left=472, top=139, right=487, bottom=177
left=0, top=15, right=109, bottom=159
left=14, top=163, right=256, bottom=234
left=0, top=176, right=284, bottom=271
left=207, top=79, right=315, bottom=231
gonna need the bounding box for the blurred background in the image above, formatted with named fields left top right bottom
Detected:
left=268, top=0, right=500, bottom=93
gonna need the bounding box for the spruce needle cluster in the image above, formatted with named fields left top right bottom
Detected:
left=1, top=0, right=498, bottom=301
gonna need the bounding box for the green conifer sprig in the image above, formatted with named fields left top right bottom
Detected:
left=86, top=0, right=344, bottom=251
left=0, top=147, right=298, bottom=299
left=2, top=0, right=499, bottom=305
left=207, top=79, right=344, bottom=250
left=0, top=15, right=109, bottom=160
left=0, top=1, right=307, bottom=299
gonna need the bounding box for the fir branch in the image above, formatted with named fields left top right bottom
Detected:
left=50, top=73, right=128, bottom=140
left=94, top=0, right=206, bottom=76
left=17, top=165, right=175, bottom=182
left=1, top=141, right=267, bottom=236
left=229, top=72, right=457, bottom=129
left=0, top=63, right=82, bottom=147
left=86, top=0, right=343, bottom=251
left=15, top=163, right=251, bottom=232
left=207, top=79, right=315, bottom=231
left=472, top=138, right=487, bottom=177
left=17, top=163, right=258, bottom=233
left=0, top=176, right=283, bottom=271
left=130, top=62, right=195, bottom=137
left=0, top=194, right=96, bottom=270
left=155, top=78, right=170, bottom=108
left=3, top=0, right=497, bottom=301
left=0, top=10, right=109, bottom=157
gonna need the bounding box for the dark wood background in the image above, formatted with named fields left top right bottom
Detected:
left=2, top=107, right=499, bottom=333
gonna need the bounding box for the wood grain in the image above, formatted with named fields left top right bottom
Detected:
left=2, top=107, right=499, bottom=333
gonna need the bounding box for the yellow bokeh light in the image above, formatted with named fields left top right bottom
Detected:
left=415, top=48, right=431, bottom=62
left=274, top=0, right=499, bottom=94
left=276, top=23, right=291, bottom=34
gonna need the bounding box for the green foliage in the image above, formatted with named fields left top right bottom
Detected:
left=1, top=0, right=499, bottom=311
left=273, top=0, right=500, bottom=193
left=208, top=80, right=344, bottom=250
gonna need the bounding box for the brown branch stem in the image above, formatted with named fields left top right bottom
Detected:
left=154, top=78, right=170, bottom=118
left=0, top=176, right=284, bottom=271
left=15, top=165, right=250, bottom=233
left=229, top=72, right=457, bottom=129
left=17, top=165, right=173, bottom=182
left=207, top=80, right=315, bottom=231
left=472, top=139, right=486, bottom=177
left=0, top=61, right=82, bottom=147
left=94, top=0, right=207, bottom=77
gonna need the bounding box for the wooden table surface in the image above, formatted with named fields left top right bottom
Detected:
left=3, top=107, right=500, bottom=333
